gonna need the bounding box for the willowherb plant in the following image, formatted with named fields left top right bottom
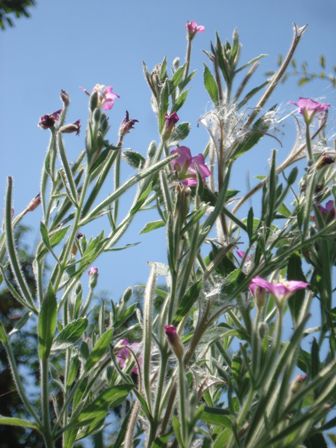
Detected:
left=0, top=21, right=335, bottom=448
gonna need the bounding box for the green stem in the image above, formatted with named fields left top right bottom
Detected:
left=41, top=357, right=54, bottom=448
left=178, top=358, right=188, bottom=445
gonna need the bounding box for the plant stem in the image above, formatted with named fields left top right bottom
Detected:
left=41, top=356, right=54, bottom=448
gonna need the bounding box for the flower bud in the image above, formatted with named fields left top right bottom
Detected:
left=60, top=89, right=70, bottom=107
left=290, top=374, right=307, bottom=394
left=164, top=325, right=184, bottom=360
left=88, top=266, right=99, bottom=288
left=258, top=321, right=268, bottom=338
left=163, top=112, right=179, bottom=139
left=26, top=193, right=41, bottom=212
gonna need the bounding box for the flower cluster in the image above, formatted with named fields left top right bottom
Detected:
left=171, top=146, right=211, bottom=187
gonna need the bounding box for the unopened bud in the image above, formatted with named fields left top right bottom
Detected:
left=164, top=325, right=184, bottom=360
left=291, top=373, right=307, bottom=394
left=26, top=194, right=41, bottom=212
left=258, top=321, right=268, bottom=338
left=163, top=112, right=179, bottom=139
left=147, top=141, right=157, bottom=158
left=60, top=89, right=70, bottom=107
left=88, top=266, right=99, bottom=288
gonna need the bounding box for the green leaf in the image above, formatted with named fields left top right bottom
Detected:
left=201, top=406, right=231, bottom=426
left=52, top=318, right=88, bottom=351
left=172, top=90, right=188, bottom=112
left=38, top=286, right=57, bottom=359
left=203, top=65, right=219, bottom=103
left=85, top=329, right=113, bottom=370
left=0, top=416, right=39, bottom=431
left=0, top=322, right=8, bottom=344
left=140, top=220, right=165, bottom=234
left=173, top=280, right=203, bottom=325
left=304, top=433, right=328, bottom=448
left=287, top=254, right=307, bottom=322
left=159, top=80, right=169, bottom=131
left=214, top=428, right=233, bottom=448
left=171, top=66, right=185, bottom=87
left=123, top=150, right=145, bottom=169
left=170, top=122, right=190, bottom=144
left=76, top=385, right=133, bottom=425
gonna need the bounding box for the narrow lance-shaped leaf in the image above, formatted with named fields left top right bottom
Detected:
left=38, top=285, right=57, bottom=359
left=204, top=64, right=219, bottom=103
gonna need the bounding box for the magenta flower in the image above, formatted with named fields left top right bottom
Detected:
left=38, top=109, right=62, bottom=129
left=116, top=339, right=141, bottom=374
left=186, top=21, right=205, bottom=36
left=91, top=84, right=120, bottom=110
left=291, top=97, right=330, bottom=123
left=249, top=276, right=309, bottom=305
left=318, top=200, right=335, bottom=219
left=171, top=146, right=211, bottom=187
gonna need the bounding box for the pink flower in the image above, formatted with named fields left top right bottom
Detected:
left=249, top=276, right=309, bottom=304
left=88, top=266, right=99, bottom=288
left=116, top=339, right=141, bottom=374
left=38, top=109, right=62, bottom=129
left=291, top=97, right=330, bottom=123
left=186, top=21, right=205, bottom=35
left=92, top=84, right=120, bottom=110
left=171, top=146, right=211, bottom=187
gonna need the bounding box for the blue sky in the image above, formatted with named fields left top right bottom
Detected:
left=1, top=0, right=335, bottom=298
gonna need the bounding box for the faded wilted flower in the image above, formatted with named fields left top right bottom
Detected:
left=60, top=119, right=81, bottom=135
left=119, top=111, right=138, bottom=138
left=38, top=109, right=62, bottom=129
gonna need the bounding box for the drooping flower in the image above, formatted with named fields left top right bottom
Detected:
left=164, top=325, right=184, bottom=359
left=91, top=84, right=120, bottom=110
left=291, top=97, right=330, bottom=124
left=38, top=109, right=62, bottom=129
left=116, top=339, right=141, bottom=374
left=186, top=21, right=205, bottom=36
left=249, top=276, right=309, bottom=305
left=60, top=119, right=81, bottom=135
left=170, top=146, right=211, bottom=187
